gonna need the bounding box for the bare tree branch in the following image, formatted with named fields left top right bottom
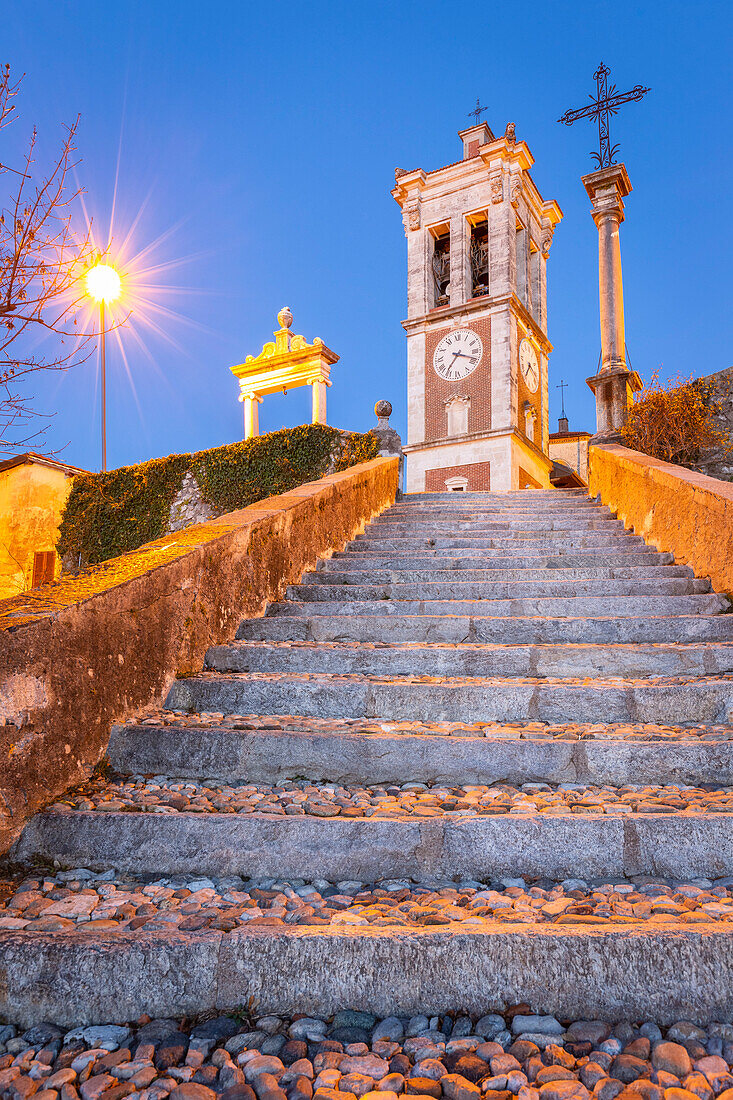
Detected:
left=0, top=63, right=100, bottom=453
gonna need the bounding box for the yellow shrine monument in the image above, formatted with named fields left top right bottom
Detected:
left=231, top=307, right=339, bottom=439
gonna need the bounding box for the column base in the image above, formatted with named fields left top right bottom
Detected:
left=586, top=366, right=642, bottom=435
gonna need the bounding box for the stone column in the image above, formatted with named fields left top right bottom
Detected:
left=583, top=164, right=641, bottom=438
left=242, top=393, right=262, bottom=440
left=311, top=380, right=329, bottom=425
left=449, top=214, right=468, bottom=306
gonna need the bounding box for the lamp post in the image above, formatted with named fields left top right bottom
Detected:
left=84, top=263, right=122, bottom=471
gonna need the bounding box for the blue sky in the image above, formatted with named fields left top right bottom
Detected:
left=4, top=0, right=731, bottom=471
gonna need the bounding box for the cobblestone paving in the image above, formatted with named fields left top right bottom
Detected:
left=187, top=673, right=733, bottom=687
left=133, top=712, right=733, bottom=742
left=2, top=870, right=732, bottom=933
left=0, top=1009, right=732, bottom=1100
left=46, top=776, right=733, bottom=819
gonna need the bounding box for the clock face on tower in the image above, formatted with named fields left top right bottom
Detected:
left=433, top=328, right=483, bottom=381
left=519, top=338, right=540, bottom=393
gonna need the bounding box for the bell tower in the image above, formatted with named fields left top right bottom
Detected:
left=392, top=118, right=562, bottom=492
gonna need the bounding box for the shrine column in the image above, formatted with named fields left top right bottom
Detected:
left=242, top=393, right=262, bottom=439
left=584, top=164, right=641, bottom=438
left=311, top=379, right=329, bottom=425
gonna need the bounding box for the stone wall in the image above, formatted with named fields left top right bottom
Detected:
left=695, top=365, right=733, bottom=481
left=589, top=443, right=733, bottom=595
left=167, top=471, right=221, bottom=532
left=0, top=456, right=399, bottom=855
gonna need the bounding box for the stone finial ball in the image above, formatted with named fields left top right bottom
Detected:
left=278, top=306, right=293, bottom=330
left=375, top=400, right=392, bottom=419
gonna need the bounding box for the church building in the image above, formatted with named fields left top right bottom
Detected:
left=392, top=117, right=562, bottom=492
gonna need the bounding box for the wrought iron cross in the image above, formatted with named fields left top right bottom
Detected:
left=558, top=63, right=650, bottom=168
left=468, top=97, right=488, bottom=124
left=556, top=379, right=568, bottom=418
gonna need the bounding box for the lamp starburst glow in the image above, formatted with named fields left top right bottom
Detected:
left=85, top=263, right=122, bottom=303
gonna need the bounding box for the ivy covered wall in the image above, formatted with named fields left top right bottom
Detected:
left=58, top=424, right=379, bottom=566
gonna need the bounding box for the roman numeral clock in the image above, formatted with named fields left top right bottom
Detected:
left=392, top=114, right=562, bottom=492
left=433, top=329, right=483, bottom=381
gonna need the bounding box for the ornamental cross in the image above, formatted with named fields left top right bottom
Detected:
left=556, top=378, right=568, bottom=418
left=558, top=63, right=650, bottom=168
left=468, top=97, right=488, bottom=124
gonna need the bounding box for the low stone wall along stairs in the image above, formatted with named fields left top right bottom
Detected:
left=5, top=488, right=733, bottom=1025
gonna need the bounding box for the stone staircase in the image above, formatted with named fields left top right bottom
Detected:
left=6, top=488, right=733, bottom=1025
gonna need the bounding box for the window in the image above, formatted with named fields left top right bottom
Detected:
left=523, top=401, right=537, bottom=443
left=516, top=221, right=528, bottom=307
left=32, top=550, right=56, bottom=588
left=445, top=476, right=469, bottom=491
left=530, top=243, right=541, bottom=321
left=470, top=221, right=489, bottom=297
left=432, top=233, right=450, bottom=307
left=446, top=395, right=470, bottom=437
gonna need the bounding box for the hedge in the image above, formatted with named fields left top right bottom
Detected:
left=58, top=424, right=380, bottom=566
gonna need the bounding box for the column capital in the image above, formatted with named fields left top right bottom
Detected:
left=582, top=163, right=632, bottom=224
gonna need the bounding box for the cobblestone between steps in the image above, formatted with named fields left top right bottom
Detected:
left=127, top=712, right=733, bottom=742
left=44, top=774, right=733, bottom=820
left=129, top=708, right=733, bottom=743
left=2, top=870, right=733, bottom=934
left=0, top=1010, right=732, bottom=1100
left=179, top=672, right=733, bottom=688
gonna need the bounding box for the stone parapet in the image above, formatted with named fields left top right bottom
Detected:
left=589, top=443, right=733, bottom=594
left=0, top=456, right=399, bottom=854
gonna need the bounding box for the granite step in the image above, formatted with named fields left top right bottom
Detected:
left=272, top=595, right=727, bottom=617
left=351, top=534, right=650, bottom=550
left=393, top=490, right=600, bottom=500
left=16, top=801, right=733, bottom=881
left=205, top=639, right=733, bottom=679
left=109, top=716, right=733, bottom=786
left=331, top=550, right=671, bottom=567
left=380, top=509, right=618, bottom=521
left=237, top=613, right=733, bottom=644
left=372, top=508, right=620, bottom=520
left=384, top=500, right=613, bottom=511
left=396, top=495, right=592, bottom=506
left=369, top=519, right=626, bottom=532
left=165, top=670, right=733, bottom=725
left=305, top=566, right=694, bottom=584
left=2, top=921, right=731, bottom=1026
left=286, top=578, right=712, bottom=601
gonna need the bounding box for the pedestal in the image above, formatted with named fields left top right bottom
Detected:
left=586, top=366, right=641, bottom=441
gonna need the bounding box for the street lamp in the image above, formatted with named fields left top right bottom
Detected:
left=85, top=263, right=122, bottom=471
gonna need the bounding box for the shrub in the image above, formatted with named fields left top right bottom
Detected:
left=621, top=370, right=731, bottom=468
left=59, top=424, right=379, bottom=566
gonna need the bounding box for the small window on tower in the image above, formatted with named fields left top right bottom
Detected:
left=470, top=221, right=489, bottom=298
left=446, top=395, right=470, bottom=437
left=523, top=401, right=537, bottom=443
left=432, top=233, right=450, bottom=307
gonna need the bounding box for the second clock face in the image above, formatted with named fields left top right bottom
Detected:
left=433, top=329, right=483, bottom=381
left=519, top=337, right=540, bottom=393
